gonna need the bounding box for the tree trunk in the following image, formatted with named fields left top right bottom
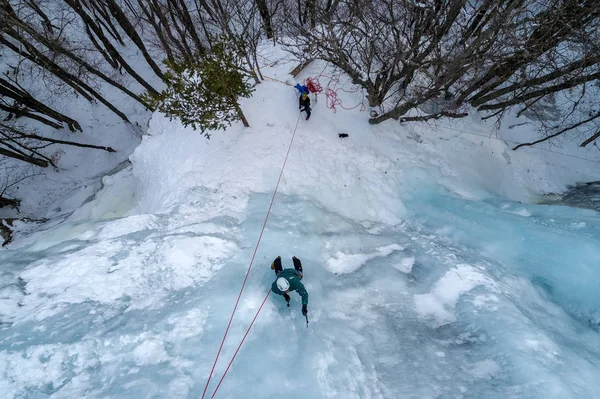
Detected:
left=63, top=0, right=160, bottom=96
left=104, top=0, right=165, bottom=79
left=255, top=0, right=273, bottom=39
left=0, top=36, right=94, bottom=102
left=173, top=0, right=204, bottom=54
left=368, top=101, right=415, bottom=125
left=19, top=134, right=116, bottom=153
left=89, top=0, right=125, bottom=45
left=0, top=103, right=63, bottom=130
left=0, top=77, right=82, bottom=131
left=1, top=8, right=154, bottom=109
left=297, top=0, right=304, bottom=25
left=0, top=197, right=20, bottom=210
left=0, top=146, right=49, bottom=167
left=232, top=98, right=249, bottom=127
left=472, top=54, right=600, bottom=106
left=83, top=23, right=121, bottom=69
left=307, top=0, right=316, bottom=28
left=460, top=0, right=599, bottom=105
left=478, top=71, right=600, bottom=111
left=1, top=32, right=133, bottom=124
left=25, top=0, right=55, bottom=35
left=1, top=36, right=136, bottom=124
left=137, top=0, right=175, bottom=62
left=0, top=122, right=116, bottom=152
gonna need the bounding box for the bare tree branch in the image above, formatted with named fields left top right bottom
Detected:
left=513, top=111, right=600, bottom=150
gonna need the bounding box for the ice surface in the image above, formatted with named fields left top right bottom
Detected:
left=1, top=182, right=599, bottom=398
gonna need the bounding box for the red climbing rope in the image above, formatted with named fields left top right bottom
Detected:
left=201, top=113, right=303, bottom=399
left=304, top=74, right=366, bottom=113
left=305, top=77, right=322, bottom=94
left=210, top=290, right=272, bottom=398
left=325, top=86, right=367, bottom=113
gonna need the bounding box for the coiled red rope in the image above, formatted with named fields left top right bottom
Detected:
left=305, top=74, right=366, bottom=113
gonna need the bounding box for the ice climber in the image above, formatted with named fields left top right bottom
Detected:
left=295, top=83, right=312, bottom=120
left=271, top=256, right=308, bottom=316
left=299, top=92, right=312, bottom=120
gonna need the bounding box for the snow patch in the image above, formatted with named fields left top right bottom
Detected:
left=133, top=339, right=170, bottom=365
left=392, top=257, right=415, bottom=273
left=325, top=244, right=404, bottom=274
left=414, top=264, right=496, bottom=326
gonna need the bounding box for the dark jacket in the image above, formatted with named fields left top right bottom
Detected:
left=271, top=268, right=309, bottom=305
left=299, top=95, right=311, bottom=110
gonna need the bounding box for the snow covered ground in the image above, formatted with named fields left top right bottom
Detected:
left=1, top=45, right=600, bottom=398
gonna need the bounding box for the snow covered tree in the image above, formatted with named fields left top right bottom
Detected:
left=284, top=0, right=600, bottom=148
left=0, top=122, right=115, bottom=169
left=146, top=38, right=253, bottom=138
left=0, top=0, right=158, bottom=123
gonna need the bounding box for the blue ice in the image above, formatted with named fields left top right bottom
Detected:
left=0, top=174, right=599, bottom=398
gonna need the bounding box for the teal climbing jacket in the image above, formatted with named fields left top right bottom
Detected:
left=271, top=268, right=308, bottom=305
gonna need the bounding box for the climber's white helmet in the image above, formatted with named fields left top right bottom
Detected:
left=276, top=277, right=290, bottom=292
